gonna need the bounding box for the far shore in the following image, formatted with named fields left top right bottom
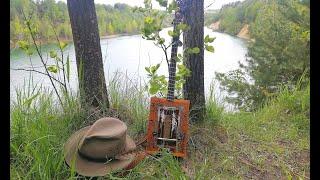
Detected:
left=100, top=33, right=139, bottom=39
left=206, top=24, right=254, bottom=42
left=10, top=32, right=141, bottom=51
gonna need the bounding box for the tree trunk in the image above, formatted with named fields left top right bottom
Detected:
left=67, top=0, right=109, bottom=108
left=182, top=0, right=205, bottom=122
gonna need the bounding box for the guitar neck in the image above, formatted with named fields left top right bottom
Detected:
left=167, top=22, right=180, bottom=102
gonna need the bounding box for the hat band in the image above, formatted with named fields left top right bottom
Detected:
left=77, top=149, right=115, bottom=163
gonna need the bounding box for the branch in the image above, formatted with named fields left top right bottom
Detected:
left=21, top=10, right=64, bottom=107
left=11, top=68, right=65, bottom=87
left=160, top=43, right=170, bottom=67
left=165, top=41, right=174, bottom=50
left=49, top=20, right=68, bottom=94
left=205, top=0, right=216, bottom=10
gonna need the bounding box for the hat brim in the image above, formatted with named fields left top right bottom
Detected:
left=64, top=126, right=136, bottom=177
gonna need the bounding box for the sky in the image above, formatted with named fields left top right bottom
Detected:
left=57, top=0, right=245, bottom=10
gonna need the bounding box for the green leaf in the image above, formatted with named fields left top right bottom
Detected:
left=168, top=30, right=174, bottom=37
left=49, top=51, right=57, bottom=58
left=59, top=42, right=68, bottom=50
left=157, top=38, right=165, bottom=44
left=167, top=1, right=177, bottom=13
left=145, top=67, right=151, bottom=74
left=66, top=55, right=70, bottom=83
left=204, top=35, right=215, bottom=43
left=205, top=45, right=214, bottom=53
left=156, top=0, right=168, bottom=7
left=55, top=57, right=62, bottom=61
left=47, top=65, right=58, bottom=73
left=174, top=56, right=181, bottom=63
left=144, top=17, right=154, bottom=24
left=26, top=49, right=33, bottom=56
left=23, top=92, right=39, bottom=107
left=192, top=47, right=200, bottom=54
left=155, top=63, right=160, bottom=70
left=158, top=75, right=167, bottom=84
left=186, top=47, right=200, bottom=54
left=177, top=64, right=191, bottom=77
left=177, top=23, right=189, bottom=31
left=17, top=41, right=29, bottom=51
left=150, top=63, right=160, bottom=74
left=149, top=82, right=161, bottom=95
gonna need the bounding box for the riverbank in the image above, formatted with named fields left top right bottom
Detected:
left=10, top=32, right=140, bottom=51
left=207, top=22, right=254, bottom=42
left=100, top=32, right=139, bottom=39
left=236, top=24, right=251, bottom=40
left=10, top=72, right=310, bottom=179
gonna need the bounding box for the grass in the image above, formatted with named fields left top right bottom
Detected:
left=10, top=74, right=310, bottom=179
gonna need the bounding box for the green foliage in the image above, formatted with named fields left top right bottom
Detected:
left=142, top=1, right=215, bottom=96
left=145, top=64, right=167, bottom=95
left=204, top=35, right=215, bottom=43
left=59, top=41, right=68, bottom=50
left=10, top=0, right=146, bottom=48
left=141, top=0, right=193, bottom=97
left=66, top=55, right=70, bottom=82
left=17, top=40, right=34, bottom=55
left=205, top=85, right=224, bottom=124
left=205, top=44, right=214, bottom=53
left=10, top=0, right=72, bottom=48
left=17, top=40, right=30, bottom=51
left=204, top=11, right=220, bottom=26
left=167, top=1, right=178, bottom=13
left=49, top=50, right=57, bottom=58
left=47, top=65, right=58, bottom=73
left=205, top=0, right=263, bottom=35
left=17, top=15, right=72, bottom=107
left=177, top=23, right=189, bottom=32
left=219, top=8, right=243, bottom=35
left=216, top=0, right=310, bottom=111
left=203, top=35, right=215, bottom=53
left=10, top=80, right=84, bottom=179
left=185, top=47, right=200, bottom=54
left=10, top=75, right=310, bottom=179
left=95, top=3, right=145, bottom=35
left=156, top=0, right=168, bottom=7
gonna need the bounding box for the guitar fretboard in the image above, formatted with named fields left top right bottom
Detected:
left=167, top=3, right=183, bottom=102
left=167, top=32, right=179, bottom=101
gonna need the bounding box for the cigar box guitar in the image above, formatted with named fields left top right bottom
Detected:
left=146, top=1, right=190, bottom=158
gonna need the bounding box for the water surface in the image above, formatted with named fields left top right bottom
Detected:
left=10, top=27, right=248, bottom=109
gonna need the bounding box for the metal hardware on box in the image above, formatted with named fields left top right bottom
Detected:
left=146, top=98, right=190, bottom=158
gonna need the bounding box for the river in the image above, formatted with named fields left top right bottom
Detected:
left=10, top=27, right=248, bottom=110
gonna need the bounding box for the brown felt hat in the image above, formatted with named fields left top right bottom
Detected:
left=64, top=117, right=136, bottom=177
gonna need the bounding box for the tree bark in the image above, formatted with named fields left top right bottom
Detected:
left=67, top=0, right=109, bottom=108
left=183, top=0, right=205, bottom=122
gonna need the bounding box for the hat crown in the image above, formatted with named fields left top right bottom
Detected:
left=78, top=118, right=127, bottom=159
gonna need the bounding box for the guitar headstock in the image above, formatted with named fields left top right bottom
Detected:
left=173, top=0, right=185, bottom=25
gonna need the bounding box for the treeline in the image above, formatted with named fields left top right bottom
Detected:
left=10, top=0, right=145, bottom=48
left=208, top=0, right=310, bottom=111
left=205, top=0, right=264, bottom=35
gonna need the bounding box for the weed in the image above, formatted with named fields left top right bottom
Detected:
left=10, top=74, right=310, bottom=179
